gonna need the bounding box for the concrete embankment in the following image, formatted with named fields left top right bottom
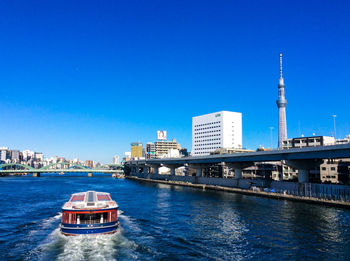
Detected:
left=126, top=174, right=350, bottom=209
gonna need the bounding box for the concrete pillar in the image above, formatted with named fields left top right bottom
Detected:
left=189, top=164, right=207, bottom=177
left=196, top=168, right=202, bottom=177
left=143, top=166, right=148, bottom=174
left=170, top=167, right=176, bottom=176
left=298, top=169, right=309, bottom=183
left=226, top=163, right=253, bottom=179
left=152, top=166, right=159, bottom=175
left=221, top=162, right=226, bottom=178
left=285, top=159, right=322, bottom=184
left=234, top=168, right=242, bottom=179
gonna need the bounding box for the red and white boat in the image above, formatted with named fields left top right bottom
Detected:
left=60, top=191, right=119, bottom=236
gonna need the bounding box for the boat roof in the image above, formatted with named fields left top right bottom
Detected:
left=62, top=191, right=118, bottom=210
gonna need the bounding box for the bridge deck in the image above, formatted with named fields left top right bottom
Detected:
left=127, top=144, right=350, bottom=165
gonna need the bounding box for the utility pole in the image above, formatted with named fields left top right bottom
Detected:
left=332, top=115, right=337, bottom=140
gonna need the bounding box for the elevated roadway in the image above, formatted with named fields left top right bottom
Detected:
left=127, top=144, right=350, bottom=183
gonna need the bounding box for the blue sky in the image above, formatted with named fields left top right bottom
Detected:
left=0, top=0, right=349, bottom=163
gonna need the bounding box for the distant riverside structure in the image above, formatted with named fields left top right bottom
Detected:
left=113, top=155, right=120, bottom=164
left=0, top=146, right=104, bottom=169
left=277, top=53, right=288, bottom=148
left=154, top=139, right=181, bottom=158
left=131, top=142, right=143, bottom=158
left=144, top=132, right=184, bottom=159
left=85, top=160, right=94, bottom=168
left=192, top=111, right=242, bottom=156
left=145, top=142, right=156, bottom=159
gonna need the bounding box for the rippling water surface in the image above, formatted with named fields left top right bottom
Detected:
left=1, top=176, right=350, bottom=260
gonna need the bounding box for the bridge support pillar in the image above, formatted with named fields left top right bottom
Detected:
left=196, top=168, right=202, bottom=177
left=88, top=172, right=93, bottom=177
left=149, top=165, right=160, bottom=175
left=285, top=159, right=323, bottom=183
left=153, top=167, right=159, bottom=175
left=164, top=164, right=183, bottom=176
left=226, top=163, right=253, bottom=179
left=298, top=169, right=309, bottom=183
left=143, top=166, right=149, bottom=174
left=234, top=168, right=242, bottom=179
left=189, top=164, right=206, bottom=177
left=33, top=173, right=40, bottom=177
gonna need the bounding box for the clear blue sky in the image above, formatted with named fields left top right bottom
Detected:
left=0, top=0, right=349, bottom=163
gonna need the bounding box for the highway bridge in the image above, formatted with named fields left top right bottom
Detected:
left=0, top=162, right=124, bottom=177
left=126, top=143, right=350, bottom=183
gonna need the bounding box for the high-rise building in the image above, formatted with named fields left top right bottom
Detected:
left=22, top=150, right=34, bottom=161
left=0, top=147, right=9, bottom=162
left=34, top=152, right=43, bottom=162
left=276, top=53, right=288, bottom=148
left=113, top=155, right=120, bottom=164
left=85, top=160, right=94, bottom=168
left=131, top=142, right=143, bottom=158
left=10, top=150, right=20, bottom=162
left=192, top=111, right=242, bottom=156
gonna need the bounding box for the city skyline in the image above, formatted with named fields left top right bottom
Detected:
left=0, top=1, right=349, bottom=163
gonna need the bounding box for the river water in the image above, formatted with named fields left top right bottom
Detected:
left=0, top=176, right=350, bottom=260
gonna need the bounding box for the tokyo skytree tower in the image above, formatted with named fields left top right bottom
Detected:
left=276, top=53, right=287, bottom=148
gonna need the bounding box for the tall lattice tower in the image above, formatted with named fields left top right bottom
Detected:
left=276, top=53, right=287, bottom=148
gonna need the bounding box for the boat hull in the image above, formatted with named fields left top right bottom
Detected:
left=60, top=221, right=119, bottom=236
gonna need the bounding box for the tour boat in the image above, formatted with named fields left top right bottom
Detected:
left=60, top=191, right=119, bottom=236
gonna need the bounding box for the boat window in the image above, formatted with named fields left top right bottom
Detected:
left=88, top=191, right=94, bottom=202
left=77, top=212, right=109, bottom=224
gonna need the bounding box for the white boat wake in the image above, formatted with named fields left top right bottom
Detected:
left=26, top=211, right=140, bottom=261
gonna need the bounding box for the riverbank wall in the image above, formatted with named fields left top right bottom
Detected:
left=126, top=173, right=350, bottom=208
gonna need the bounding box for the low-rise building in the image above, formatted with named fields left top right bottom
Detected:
left=282, top=136, right=336, bottom=149
left=282, top=135, right=350, bottom=183
left=320, top=159, right=350, bottom=184
left=145, top=143, right=156, bottom=159
left=154, top=139, right=181, bottom=158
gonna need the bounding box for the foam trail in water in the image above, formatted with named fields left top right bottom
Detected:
left=28, top=216, right=140, bottom=260
left=41, top=212, right=62, bottom=229
left=118, top=211, right=141, bottom=233
left=28, top=212, right=62, bottom=237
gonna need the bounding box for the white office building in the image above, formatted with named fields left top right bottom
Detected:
left=192, top=111, right=242, bottom=156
